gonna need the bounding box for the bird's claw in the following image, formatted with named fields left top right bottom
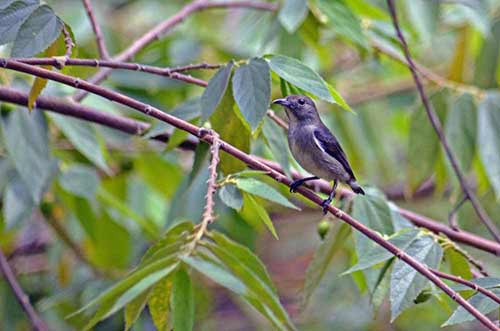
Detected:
left=289, top=181, right=302, bottom=193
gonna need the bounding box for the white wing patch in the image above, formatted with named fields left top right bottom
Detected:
left=312, top=134, right=327, bottom=154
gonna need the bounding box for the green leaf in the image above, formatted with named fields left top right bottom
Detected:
left=352, top=188, right=393, bottom=241
left=478, top=92, right=500, bottom=197
left=1, top=109, right=58, bottom=203
left=268, top=54, right=332, bottom=102
left=445, top=248, right=472, bottom=281
left=218, top=184, right=243, bottom=210
left=3, top=173, right=34, bottom=229
left=316, top=0, right=367, bottom=48
left=58, top=164, right=99, bottom=200
left=166, top=128, right=190, bottom=151
left=50, top=113, right=110, bottom=173
left=232, top=58, right=271, bottom=131
left=201, top=61, right=234, bottom=121
left=242, top=193, right=279, bottom=239
left=135, top=152, right=182, bottom=198
left=474, top=19, right=500, bottom=88
left=342, top=229, right=419, bottom=275
left=302, top=222, right=350, bottom=308
left=278, top=0, right=308, bottom=33
left=148, top=276, right=173, bottom=331
left=209, top=231, right=277, bottom=294
left=451, top=277, right=500, bottom=292
left=445, top=94, right=476, bottom=172
left=172, top=267, right=194, bottom=331
left=0, top=1, right=38, bottom=45
left=235, top=177, right=299, bottom=210
left=262, top=118, right=291, bottom=176
left=327, top=83, right=353, bottom=112
left=124, top=289, right=150, bottom=331
left=12, top=5, right=63, bottom=57
left=404, top=0, right=439, bottom=45
left=443, top=288, right=500, bottom=326
left=390, top=235, right=443, bottom=321
left=210, top=84, right=250, bottom=174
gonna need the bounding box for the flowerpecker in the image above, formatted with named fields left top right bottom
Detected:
left=272, top=95, right=364, bottom=214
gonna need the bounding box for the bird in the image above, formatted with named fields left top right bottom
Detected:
left=272, top=95, right=364, bottom=214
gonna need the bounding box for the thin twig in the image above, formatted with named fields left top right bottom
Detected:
left=72, top=0, right=277, bottom=101
left=431, top=268, right=500, bottom=305
left=0, top=249, right=48, bottom=331
left=0, top=63, right=498, bottom=330
left=200, top=129, right=221, bottom=226
left=0, top=85, right=499, bottom=256
left=386, top=0, right=500, bottom=243
left=449, top=195, right=468, bottom=231
left=266, top=110, right=288, bottom=129
left=13, top=57, right=209, bottom=87
left=81, top=0, right=110, bottom=59
left=62, top=25, right=74, bottom=59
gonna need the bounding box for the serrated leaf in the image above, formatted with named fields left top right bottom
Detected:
left=58, top=164, right=99, bottom=200
left=201, top=61, right=234, bottom=121
left=12, top=5, right=63, bottom=57
left=210, top=85, right=250, bottom=174
left=278, top=0, right=308, bottom=33
left=390, top=235, right=443, bottom=321
left=1, top=109, right=58, bottom=203
left=218, top=184, right=243, bottom=210
left=302, top=222, right=350, bottom=308
left=268, top=54, right=332, bottom=102
left=236, top=177, right=299, bottom=210
left=148, top=276, right=173, bottom=331
left=172, top=267, right=194, bottom=331
left=316, top=0, right=367, bottom=48
left=443, top=288, right=500, bottom=326
left=232, top=58, right=271, bottom=131
left=0, top=1, right=38, bottom=45
left=124, top=289, right=150, bottom=331
left=50, top=113, right=109, bottom=173
left=478, top=92, right=500, bottom=198
left=243, top=193, right=279, bottom=239
left=262, top=118, right=291, bottom=176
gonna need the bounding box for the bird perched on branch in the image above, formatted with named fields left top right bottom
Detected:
left=272, top=95, right=364, bottom=214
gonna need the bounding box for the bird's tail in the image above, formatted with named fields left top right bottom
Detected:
left=349, top=180, right=365, bottom=195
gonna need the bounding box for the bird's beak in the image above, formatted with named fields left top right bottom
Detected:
left=272, top=98, right=289, bottom=107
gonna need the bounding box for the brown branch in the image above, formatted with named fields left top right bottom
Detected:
left=62, top=25, right=74, bottom=59
left=387, top=0, right=500, bottom=243
left=13, top=57, right=209, bottom=87
left=0, top=65, right=498, bottom=329
left=81, top=0, right=110, bottom=59
left=0, top=85, right=499, bottom=256
left=200, top=129, right=221, bottom=226
left=72, top=0, right=277, bottom=101
left=0, top=249, right=48, bottom=331
left=431, top=268, right=500, bottom=305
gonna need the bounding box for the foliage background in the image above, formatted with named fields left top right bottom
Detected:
left=1, top=0, right=500, bottom=330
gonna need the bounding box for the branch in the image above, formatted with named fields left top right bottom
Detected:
left=62, top=25, right=74, bottom=59
left=386, top=0, right=500, bottom=243
left=0, top=86, right=498, bottom=256
left=0, top=68, right=497, bottom=329
left=201, top=129, right=221, bottom=226
left=81, top=0, right=110, bottom=59
left=13, top=57, right=209, bottom=87
left=0, top=249, right=48, bottom=331
left=72, top=0, right=277, bottom=101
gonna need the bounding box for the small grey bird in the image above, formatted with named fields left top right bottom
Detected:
left=272, top=95, right=364, bottom=214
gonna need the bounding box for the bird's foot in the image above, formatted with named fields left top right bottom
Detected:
left=290, top=180, right=304, bottom=193
left=321, top=198, right=332, bottom=215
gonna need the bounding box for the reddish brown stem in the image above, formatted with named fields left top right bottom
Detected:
left=81, top=0, right=110, bottom=59
left=1, top=62, right=498, bottom=330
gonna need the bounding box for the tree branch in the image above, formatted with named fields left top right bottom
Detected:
left=73, top=0, right=277, bottom=101
left=81, top=0, right=110, bottom=59
left=0, top=85, right=498, bottom=256
left=386, top=0, right=500, bottom=243
left=0, top=249, right=48, bottom=331
left=0, top=66, right=497, bottom=329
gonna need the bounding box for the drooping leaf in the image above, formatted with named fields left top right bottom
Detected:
left=241, top=193, right=279, bottom=239
left=201, top=61, right=234, bottom=121
left=278, top=0, right=308, bottom=33
left=443, top=288, right=500, bottom=326
left=445, top=248, right=472, bottom=280
left=50, top=113, right=109, bottom=173
left=172, top=267, right=194, bottom=331
left=235, top=177, right=299, bottom=210
left=316, top=0, right=368, bottom=48
left=11, top=5, right=63, bottom=57
left=148, top=276, right=173, bottom=331
left=390, top=235, right=443, bottom=321
left=262, top=117, right=291, bottom=176
left=268, top=55, right=333, bottom=102
left=0, top=1, right=38, bottom=45
left=473, top=17, right=500, bottom=88
left=478, top=92, right=500, bottom=197
left=2, top=109, right=58, bottom=203
left=135, top=152, right=182, bottom=198
left=327, top=83, right=353, bottom=112
left=2, top=173, right=34, bottom=229
left=218, top=183, right=243, bottom=211
left=58, top=164, right=99, bottom=200
left=232, top=58, right=271, bottom=131
left=210, top=85, right=250, bottom=174
left=302, top=222, right=350, bottom=308
left=124, top=289, right=150, bottom=331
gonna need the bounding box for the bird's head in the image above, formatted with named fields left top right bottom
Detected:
left=272, top=95, right=320, bottom=124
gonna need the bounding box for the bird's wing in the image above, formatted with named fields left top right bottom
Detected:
left=313, top=127, right=355, bottom=179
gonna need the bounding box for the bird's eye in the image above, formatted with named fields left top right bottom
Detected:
left=298, top=98, right=305, bottom=105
